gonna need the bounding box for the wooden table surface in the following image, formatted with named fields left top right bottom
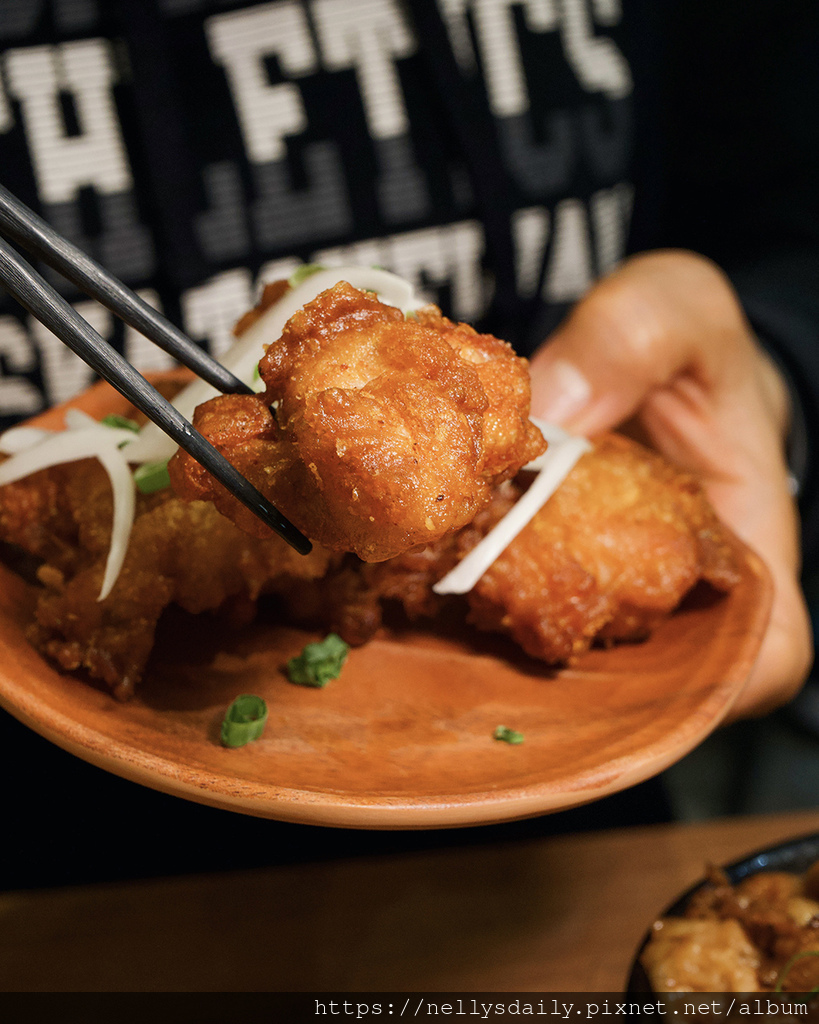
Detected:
left=2, top=808, right=818, bottom=992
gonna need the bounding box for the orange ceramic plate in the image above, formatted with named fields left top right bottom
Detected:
left=0, top=380, right=772, bottom=829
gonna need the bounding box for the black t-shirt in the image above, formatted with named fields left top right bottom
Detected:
left=0, top=0, right=639, bottom=413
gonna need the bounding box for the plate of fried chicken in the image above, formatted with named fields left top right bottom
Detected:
left=0, top=272, right=772, bottom=827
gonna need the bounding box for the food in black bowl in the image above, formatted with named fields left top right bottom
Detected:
left=627, top=832, right=819, bottom=993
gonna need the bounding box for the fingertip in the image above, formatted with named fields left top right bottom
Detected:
left=529, top=357, right=592, bottom=425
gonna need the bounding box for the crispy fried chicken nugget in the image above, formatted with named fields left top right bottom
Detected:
left=171, top=282, right=545, bottom=561
left=1, top=458, right=331, bottom=699
left=338, top=434, right=740, bottom=664
left=464, top=434, right=740, bottom=662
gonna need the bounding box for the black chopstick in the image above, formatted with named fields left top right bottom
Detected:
left=0, top=184, right=252, bottom=397
left=0, top=235, right=312, bottom=556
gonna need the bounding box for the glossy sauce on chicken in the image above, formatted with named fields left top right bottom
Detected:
left=641, top=861, right=819, bottom=992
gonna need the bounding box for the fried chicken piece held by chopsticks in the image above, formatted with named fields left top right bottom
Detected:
left=169, top=282, right=546, bottom=561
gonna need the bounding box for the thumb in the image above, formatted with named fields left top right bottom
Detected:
left=528, top=251, right=748, bottom=437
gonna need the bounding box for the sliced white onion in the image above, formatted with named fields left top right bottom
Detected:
left=63, top=408, right=101, bottom=430
left=93, top=443, right=137, bottom=601
left=0, top=411, right=104, bottom=455
left=0, top=424, right=137, bottom=602
left=125, top=265, right=424, bottom=464
left=0, top=426, right=52, bottom=454
left=432, top=418, right=592, bottom=596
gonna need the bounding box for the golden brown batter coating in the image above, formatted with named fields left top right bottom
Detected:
left=171, top=282, right=545, bottom=560
left=168, top=391, right=285, bottom=540
left=1, top=459, right=331, bottom=699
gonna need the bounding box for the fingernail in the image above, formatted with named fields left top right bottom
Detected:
left=531, top=358, right=592, bottom=425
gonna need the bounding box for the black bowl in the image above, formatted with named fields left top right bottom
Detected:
left=626, top=831, right=819, bottom=993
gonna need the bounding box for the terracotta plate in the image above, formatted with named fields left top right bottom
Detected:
left=0, top=380, right=772, bottom=829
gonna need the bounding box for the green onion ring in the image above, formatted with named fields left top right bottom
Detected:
left=220, top=694, right=269, bottom=748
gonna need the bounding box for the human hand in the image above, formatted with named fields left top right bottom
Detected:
left=528, top=249, right=812, bottom=719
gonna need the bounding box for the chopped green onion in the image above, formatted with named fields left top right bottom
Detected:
left=133, top=459, right=171, bottom=494
left=288, top=263, right=325, bottom=288
left=287, top=633, right=349, bottom=688
left=101, top=414, right=140, bottom=432
left=494, top=725, right=524, bottom=745
left=252, top=362, right=261, bottom=382
left=220, top=694, right=268, bottom=748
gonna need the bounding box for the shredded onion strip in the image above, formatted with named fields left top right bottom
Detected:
left=0, top=424, right=137, bottom=601
left=0, top=426, right=51, bottom=454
